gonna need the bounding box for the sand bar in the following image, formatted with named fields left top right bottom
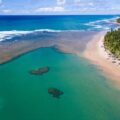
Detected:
left=0, top=31, right=97, bottom=64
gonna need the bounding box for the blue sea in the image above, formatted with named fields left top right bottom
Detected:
left=0, top=15, right=120, bottom=42
left=0, top=15, right=119, bottom=31
left=0, top=15, right=120, bottom=120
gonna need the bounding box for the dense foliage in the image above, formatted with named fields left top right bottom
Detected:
left=104, top=29, right=120, bottom=58
left=117, top=18, right=120, bottom=23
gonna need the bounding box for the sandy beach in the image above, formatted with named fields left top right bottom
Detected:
left=83, top=31, right=120, bottom=86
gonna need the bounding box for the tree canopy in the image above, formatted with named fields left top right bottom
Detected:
left=104, top=29, right=120, bottom=58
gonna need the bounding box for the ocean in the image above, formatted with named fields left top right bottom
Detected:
left=0, top=15, right=120, bottom=120
left=0, top=15, right=119, bottom=31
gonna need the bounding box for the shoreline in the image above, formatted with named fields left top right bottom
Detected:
left=83, top=31, right=120, bottom=86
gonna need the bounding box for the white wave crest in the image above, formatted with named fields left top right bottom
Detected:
left=0, top=29, right=61, bottom=42
left=85, top=16, right=120, bottom=30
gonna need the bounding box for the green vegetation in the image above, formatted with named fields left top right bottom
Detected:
left=104, top=29, right=120, bottom=58
left=117, top=18, right=120, bottom=23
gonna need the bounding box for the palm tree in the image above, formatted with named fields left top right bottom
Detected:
left=104, top=29, right=120, bottom=58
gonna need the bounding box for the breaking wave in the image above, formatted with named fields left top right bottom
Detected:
left=0, top=29, right=62, bottom=42
left=0, top=16, right=120, bottom=42
left=85, top=16, right=120, bottom=30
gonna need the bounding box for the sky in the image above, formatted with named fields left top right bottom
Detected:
left=0, top=0, right=120, bottom=15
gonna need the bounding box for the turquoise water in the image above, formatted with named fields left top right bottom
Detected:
left=0, top=47, right=120, bottom=120
left=0, top=15, right=120, bottom=120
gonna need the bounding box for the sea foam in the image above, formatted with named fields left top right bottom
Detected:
left=0, top=29, right=61, bottom=42
left=85, top=16, right=120, bottom=30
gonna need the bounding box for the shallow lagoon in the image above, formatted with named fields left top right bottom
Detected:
left=0, top=47, right=120, bottom=120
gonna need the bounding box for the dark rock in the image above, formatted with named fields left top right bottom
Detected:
left=30, top=67, right=49, bottom=75
left=48, top=88, right=64, bottom=98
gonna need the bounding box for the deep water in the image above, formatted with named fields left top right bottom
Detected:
left=0, top=15, right=119, bottom=31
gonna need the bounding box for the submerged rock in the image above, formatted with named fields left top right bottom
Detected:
left=48, top=88, right=64, bottom=98
left=30, top=67, right=49, bottom=75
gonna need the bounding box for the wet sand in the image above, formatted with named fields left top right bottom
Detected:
left=0, top=31, right=97, bottom=64
left=0, top=40, right=55, bottom=64
left=83, top=31, right=120, bottom=86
